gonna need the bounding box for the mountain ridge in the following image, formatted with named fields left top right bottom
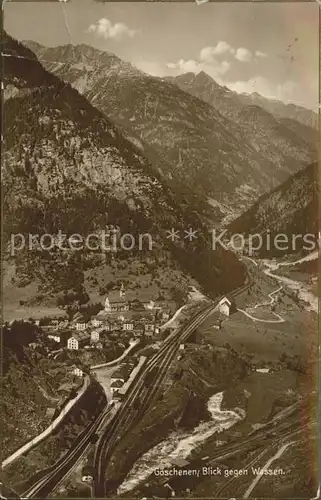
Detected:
left=167, top=71, right=317, bottom=129
left=240, top=91, right=317, bottom=129
left=3, top=31, right=246, bottom=306
left=228, top=162, right=318, bottom=256
left=21, top=40, right=316, bottom=218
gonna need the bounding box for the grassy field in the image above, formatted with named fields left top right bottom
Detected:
left=198, top=306, right=317, bottom=364
left=188, top=259, right=318, bottom=497
left=234, top=266, right=280, bottom=310
left=3, top=264, right=65, bottom=321
left=198, top=255, right=317, bottom=366
left=3, top=254, right=195, bottom=321
left=238, top=307, right=283, bottom=321
left=84, top=256, right=199, bottom=304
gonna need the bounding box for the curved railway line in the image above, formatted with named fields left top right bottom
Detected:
left=16, top=271, right=253, bottom=498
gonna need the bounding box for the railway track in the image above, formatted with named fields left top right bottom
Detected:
left=93, top=301, right=219, bottom=496
left=93, top=272, right=253, bottom=497
left=22, top=405, right=114, bottom=498
left=18, top=270, right=253, bottom=499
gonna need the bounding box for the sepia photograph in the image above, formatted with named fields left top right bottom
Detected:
left=1, top=0, right=319, bottom=498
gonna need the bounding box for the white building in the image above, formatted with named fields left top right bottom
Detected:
left=91, top=325, right=108, bottom=343
left=67, top=331, right=89, bottom=350
left=48, top=334, right=61, bottom=343
left=67, top=337, right=79, bottom=350
left=76, top=320, right=87, bottom=331
left=92, top=317, right=103, bottom=328
left=123, top=322, right=134, bottom=331
left=217, top=297, right=234, bottom=316
left=73, top=367, right=83, bottom=377
left=104, top=284, right=130, bottom=313
left=92, top=314, right=111, bottom=329
left=144, top=300, right=155, bottom=310
left=256, top=368, right=270, bottom=373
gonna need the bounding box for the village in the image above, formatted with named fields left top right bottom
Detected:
left=5, top=283, right=240, bottom=405
left=15, top=283, right=175, bottom=400
left=42, top=283, right=172, bottom=349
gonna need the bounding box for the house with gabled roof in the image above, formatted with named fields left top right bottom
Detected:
left=217, top=297, right=237, bottom=317
left=110, top=373, right=125, bottom=385
left=110, top=366, right=129, bottom=385
left=72, top=366, right=84, bottom=377
left=67, top=331, right=90, bottom=350
left=91, top=316, right=103, bottom=328
left=72, top=314, right=88, bottom=331
left=110, top=379, right=124, bottom=395
left=104, top=284, right=130, bottom=313
left=90, top=325, right=108, bottom=343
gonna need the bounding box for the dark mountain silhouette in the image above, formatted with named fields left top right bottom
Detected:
left=22, top=41, right=315, bottom=219
left=228, top=162, right=318, bottom=256
left=3, top=31, right=246, bottom=303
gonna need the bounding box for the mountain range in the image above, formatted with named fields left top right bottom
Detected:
left=22, top=41, right=317, bottom=219
left=239, top=91, right=318, bottom=129
left=167, top=72, right=317, bottom=129
left=166, top=71, right=317, bottom=177
left=228, top=162, right=318, bottom=256
left=3, top=31, right=246, bottom=307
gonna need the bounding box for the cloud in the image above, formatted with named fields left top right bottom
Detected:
left=133, top=60, right=164, bottom=77
left=166, top=42, right=236, bottom=81
left=235, top=47, right=252, bottom=63
left=275, top=80, right=300, bottom=102
left=226, top=76, right=301, bottom=104
left=200, top=41, right=235, bottom=62
left=227, top=76, right=272, bottom=96
left=167, top=42, right=258, bottom=82
left=87, top=18, right=138, bottom=41
left=200, top=43, right=254, bottom=64
left=255, top=50, right=268, bottom=58
left=166, top=58, right=230, bottom=80
left=167, top=59, right=198, bottom=73
left=164, top=42, right=270, bottom=89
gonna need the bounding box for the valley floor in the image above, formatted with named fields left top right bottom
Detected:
left=2, top=253, right=318, bottom=499
left=106, top=254, right=318, bottom=499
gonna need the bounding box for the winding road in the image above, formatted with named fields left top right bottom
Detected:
left=237, top=307, right=285, bottom=323
left=238, top=250, right=318, bottom=322
left=1, top=376, right=90, bottom=469
left=4, top=274, right=252, bottom=499
left=263, top=256, right=318, bottom=313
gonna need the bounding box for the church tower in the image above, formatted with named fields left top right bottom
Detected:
left=104, top=296, right=111, bottom=312
left=120, top=282, right=125, bottom=298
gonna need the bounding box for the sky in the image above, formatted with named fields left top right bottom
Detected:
left=4, top=0, right=319, bottom=110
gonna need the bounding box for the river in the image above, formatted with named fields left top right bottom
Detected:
left=263, top=256, right=318, bottom=313
left=118, top=392, right=245, bottom=494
